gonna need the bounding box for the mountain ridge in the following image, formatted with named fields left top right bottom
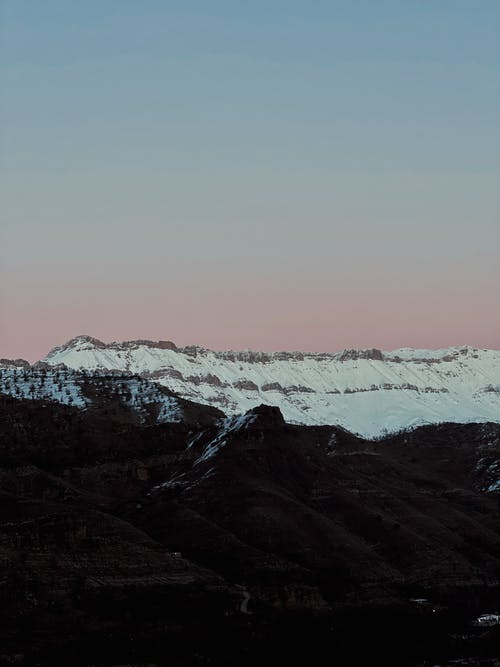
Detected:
left=32, top=335, right=500, bottom=437
left=45, top=334, right=496, bottom=362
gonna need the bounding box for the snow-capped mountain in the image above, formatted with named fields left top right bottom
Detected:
left=37, top=335, right=500, bottom=437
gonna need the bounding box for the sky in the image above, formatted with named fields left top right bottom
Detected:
left=1, top=0, right=499, bottom=361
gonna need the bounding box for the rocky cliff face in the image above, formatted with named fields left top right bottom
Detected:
left=40, top=336, right=500, bottom=436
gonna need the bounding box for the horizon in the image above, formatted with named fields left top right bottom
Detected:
left=1, top=1, right=499, bottom=360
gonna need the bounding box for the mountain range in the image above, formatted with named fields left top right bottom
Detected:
left=2, top=336, right=500, bottom=664
left=3, top=334, right=498, bottom=437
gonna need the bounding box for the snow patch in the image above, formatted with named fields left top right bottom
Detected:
left=195, top=412, right=258, bottom=465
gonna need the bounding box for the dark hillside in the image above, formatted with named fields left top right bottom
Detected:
left=1, top=395, right=500, bottom=665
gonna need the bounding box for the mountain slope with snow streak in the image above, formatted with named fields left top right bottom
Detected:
left=0, top=363, right=222, bottom=426
left=41, top=336, right=500, bottom=437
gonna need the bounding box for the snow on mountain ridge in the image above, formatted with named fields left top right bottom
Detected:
left=47, top=335, right=178, bottom=356
left=46, top=335, right=483, bottom=363
left=37, top=336, right=500, bottom=437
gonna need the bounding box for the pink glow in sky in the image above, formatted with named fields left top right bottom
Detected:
left=2, top=268, right=499, bottom=362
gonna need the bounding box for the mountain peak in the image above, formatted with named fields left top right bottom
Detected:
left=245, top=404, right=286, bottom=428
left=47, top=335, right=177, bottom=358
left=46, top=335, right=106, bottom=357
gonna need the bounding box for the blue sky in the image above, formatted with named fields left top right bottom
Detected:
left=1, top=1, right=499, bottom=358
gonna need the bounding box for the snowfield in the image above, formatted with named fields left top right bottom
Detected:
left=35, top=336, right=500, bottom=438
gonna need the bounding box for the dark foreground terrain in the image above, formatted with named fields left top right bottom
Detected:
left=1, top=390, right=500, bottom=666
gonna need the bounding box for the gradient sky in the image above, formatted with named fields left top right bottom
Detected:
left=1, top=1, right=499, bottom=361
